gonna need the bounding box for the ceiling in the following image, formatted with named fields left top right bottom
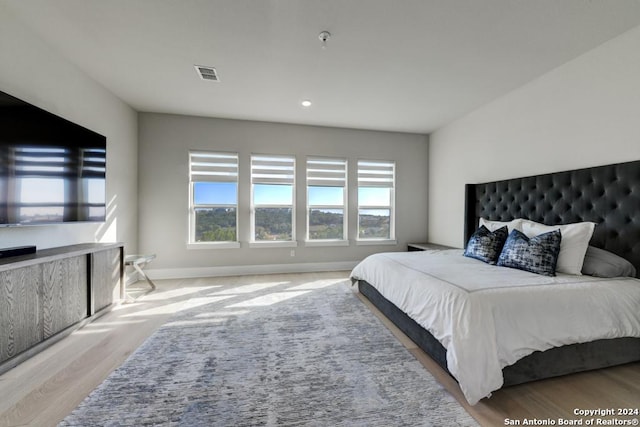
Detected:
left=4, top=0, right=640, bottom=134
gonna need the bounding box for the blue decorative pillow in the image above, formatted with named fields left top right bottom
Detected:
left=463, top=225, right=509, bottom=265
left=497, top=229, right=562, bottom=276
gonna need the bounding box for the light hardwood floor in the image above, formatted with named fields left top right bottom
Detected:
left=0, top=271, right=638, bottom=427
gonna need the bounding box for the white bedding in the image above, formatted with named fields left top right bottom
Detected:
left=350, top=249, right=640, bottom=405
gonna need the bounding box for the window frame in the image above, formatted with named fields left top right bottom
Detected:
left=356, top=159, right=396, bottom=244
left=188, top=150, right=240, bottom=249
left=305, top=156, right=348, bottom=246
left=249, top=154, right=297, bottom=248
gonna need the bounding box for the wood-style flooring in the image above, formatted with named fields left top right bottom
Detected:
left=0, top=271, right=638, bottom=427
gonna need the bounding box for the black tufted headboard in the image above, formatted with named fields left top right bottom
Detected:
left=464, top=160, right=640, bottom=277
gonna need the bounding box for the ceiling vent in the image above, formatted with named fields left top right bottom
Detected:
left=194, top=65, right=220, bottom=82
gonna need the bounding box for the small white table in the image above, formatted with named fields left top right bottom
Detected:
left=124, top=254, right=157, bottom=293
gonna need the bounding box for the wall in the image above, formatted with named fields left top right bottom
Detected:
left=428, top=25, right=640, bottom=248
left=138, top=113, right=428, bottom=277
left=0, top=5, right=138, bottom=253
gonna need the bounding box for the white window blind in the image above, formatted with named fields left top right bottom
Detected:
left=306, top=157, right=348, bottom=243
left=357, top=159, right=395, bottom=241
left=189, top=151, right=238, bottom=183
left=357, top=160, right=395, bottom=188
left=188, top=151, right=239, bottom=246
left=307, top=157, right=347, bottom=187
left=251, top=155, right=295, bottom=185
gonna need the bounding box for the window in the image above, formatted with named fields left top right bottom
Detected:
left=357, top=160, right=395, bottom=241
left=189, top=151, right=239, bottom=245
left=251, top=154, right=295, bottom=243
left=306, top=157, right=347, bottom=242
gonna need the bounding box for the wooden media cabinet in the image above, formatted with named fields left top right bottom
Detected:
left=0, top=243, right=123, bottom=374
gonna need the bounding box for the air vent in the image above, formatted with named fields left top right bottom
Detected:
left=194, top=65, right=220, bottom=82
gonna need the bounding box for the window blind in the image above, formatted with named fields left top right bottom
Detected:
left=190, top=151, right=238, bottom=183
left=307, top=157, right=347, bottom=187
left=251, top=154, right=295, bottom=185
left=357, top=160, right=395, bottom=188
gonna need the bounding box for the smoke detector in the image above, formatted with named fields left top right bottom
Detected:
left=194, top=65, right=220, bottom=82
left=318, top=31, right=331, bottom=49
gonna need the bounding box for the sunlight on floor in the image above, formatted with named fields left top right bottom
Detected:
left=74, top=328, right=121, bottom=335
left=288, top=279, right=345, bottom=291
left=75, top=319, right=147, bottom=335
left=117, top=276, right=348, bottom=332
left=138, top=285, right=216, bottom=301
left=194, top=310, right=251, bottom=319
left=207, top=281, right=289, bottom=296
left=181, top=295, right=236, bottom=309
left=118, top=275, right=353, bottom=319
left=226, top=290, right=312, bottom=308
left=122, top=300, right=192, bottom=317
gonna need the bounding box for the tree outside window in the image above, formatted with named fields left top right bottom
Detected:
left=357, top=160, right=395, bottom=240
left=251, top=155, right=295, bottom=242
left=189, top=151, right=238, bottom=243
left=307, top=157, right=347, bottom=241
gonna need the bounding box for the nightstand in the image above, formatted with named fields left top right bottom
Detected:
left=407, top=242, right=455, bottom=252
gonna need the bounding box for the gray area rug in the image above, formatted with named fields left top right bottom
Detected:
left=61, top=276, right=478, bottom=426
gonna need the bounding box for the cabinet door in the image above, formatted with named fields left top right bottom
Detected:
left=91, top=248, right=122, bottom=314
left=41, top=256, right=88, bottom=339
left=0, top=265, right=42, bottom=363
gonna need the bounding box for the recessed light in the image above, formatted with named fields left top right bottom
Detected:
left=301, top=99, right=312, bottom=107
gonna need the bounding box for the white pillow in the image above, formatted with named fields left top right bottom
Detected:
left=479, top=218, right=522, bottom=233
left=519, top=219, right=596, bottom=275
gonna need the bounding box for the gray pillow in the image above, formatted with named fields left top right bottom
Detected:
left=581, top=246, right=636, bottom=278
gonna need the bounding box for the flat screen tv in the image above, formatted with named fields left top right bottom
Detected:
left=0, top=89, right=106, bottom=226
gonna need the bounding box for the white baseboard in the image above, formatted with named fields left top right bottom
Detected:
left=144, top=261, right=359, bottom=280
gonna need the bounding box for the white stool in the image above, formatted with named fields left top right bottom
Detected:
left=125, top=254, right=157, bottom=295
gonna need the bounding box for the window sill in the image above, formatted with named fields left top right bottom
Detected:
left=355, top=239, right=398, bottom=246
left=304, top=240, right=350, bottom=247
left=187, top=242, right=241, bottom=250
left=249, top=241, right=298, bottom=248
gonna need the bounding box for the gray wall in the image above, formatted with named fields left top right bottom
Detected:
left=428, top=24, right=640, bottom=248
left=138, top=113, right=428, bottom=276
left=0, top=5, right=139, bottom=253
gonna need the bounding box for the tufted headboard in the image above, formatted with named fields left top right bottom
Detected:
left=464, top=160, right=640, bottom=277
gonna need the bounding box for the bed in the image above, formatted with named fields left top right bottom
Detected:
left=351, top=160, right=640, bottom=405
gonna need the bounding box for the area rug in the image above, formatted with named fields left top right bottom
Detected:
left=60, top=276, right=478, bottom=426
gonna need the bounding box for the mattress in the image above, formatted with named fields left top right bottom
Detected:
left=350, top=249, right=640, bottom=404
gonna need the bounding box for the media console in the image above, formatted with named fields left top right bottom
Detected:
left=0, top=245, right=37, bottom=258
left=0, top=243, right=124, bottom=374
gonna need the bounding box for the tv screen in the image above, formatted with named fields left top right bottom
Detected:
left=0, top=89, right=106, bottom=226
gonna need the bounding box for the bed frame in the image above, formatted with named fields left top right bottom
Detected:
left=358, top=159, right=640, bottom=388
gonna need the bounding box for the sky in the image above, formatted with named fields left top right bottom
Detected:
left=194, top=183, right=390, bottom=207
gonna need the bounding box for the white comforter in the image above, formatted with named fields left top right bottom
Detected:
left=350, top=249, right=640, bottom=405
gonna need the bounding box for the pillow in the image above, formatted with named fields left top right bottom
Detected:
left=581, top=246, right=637, bottom=278
left=497, top=229, right=562, bottom=276
left=519, top=219, right=596, bottom=275
left=464, top=225, right=508, bottom=264
left=479, top=218, right=522, bottom=233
